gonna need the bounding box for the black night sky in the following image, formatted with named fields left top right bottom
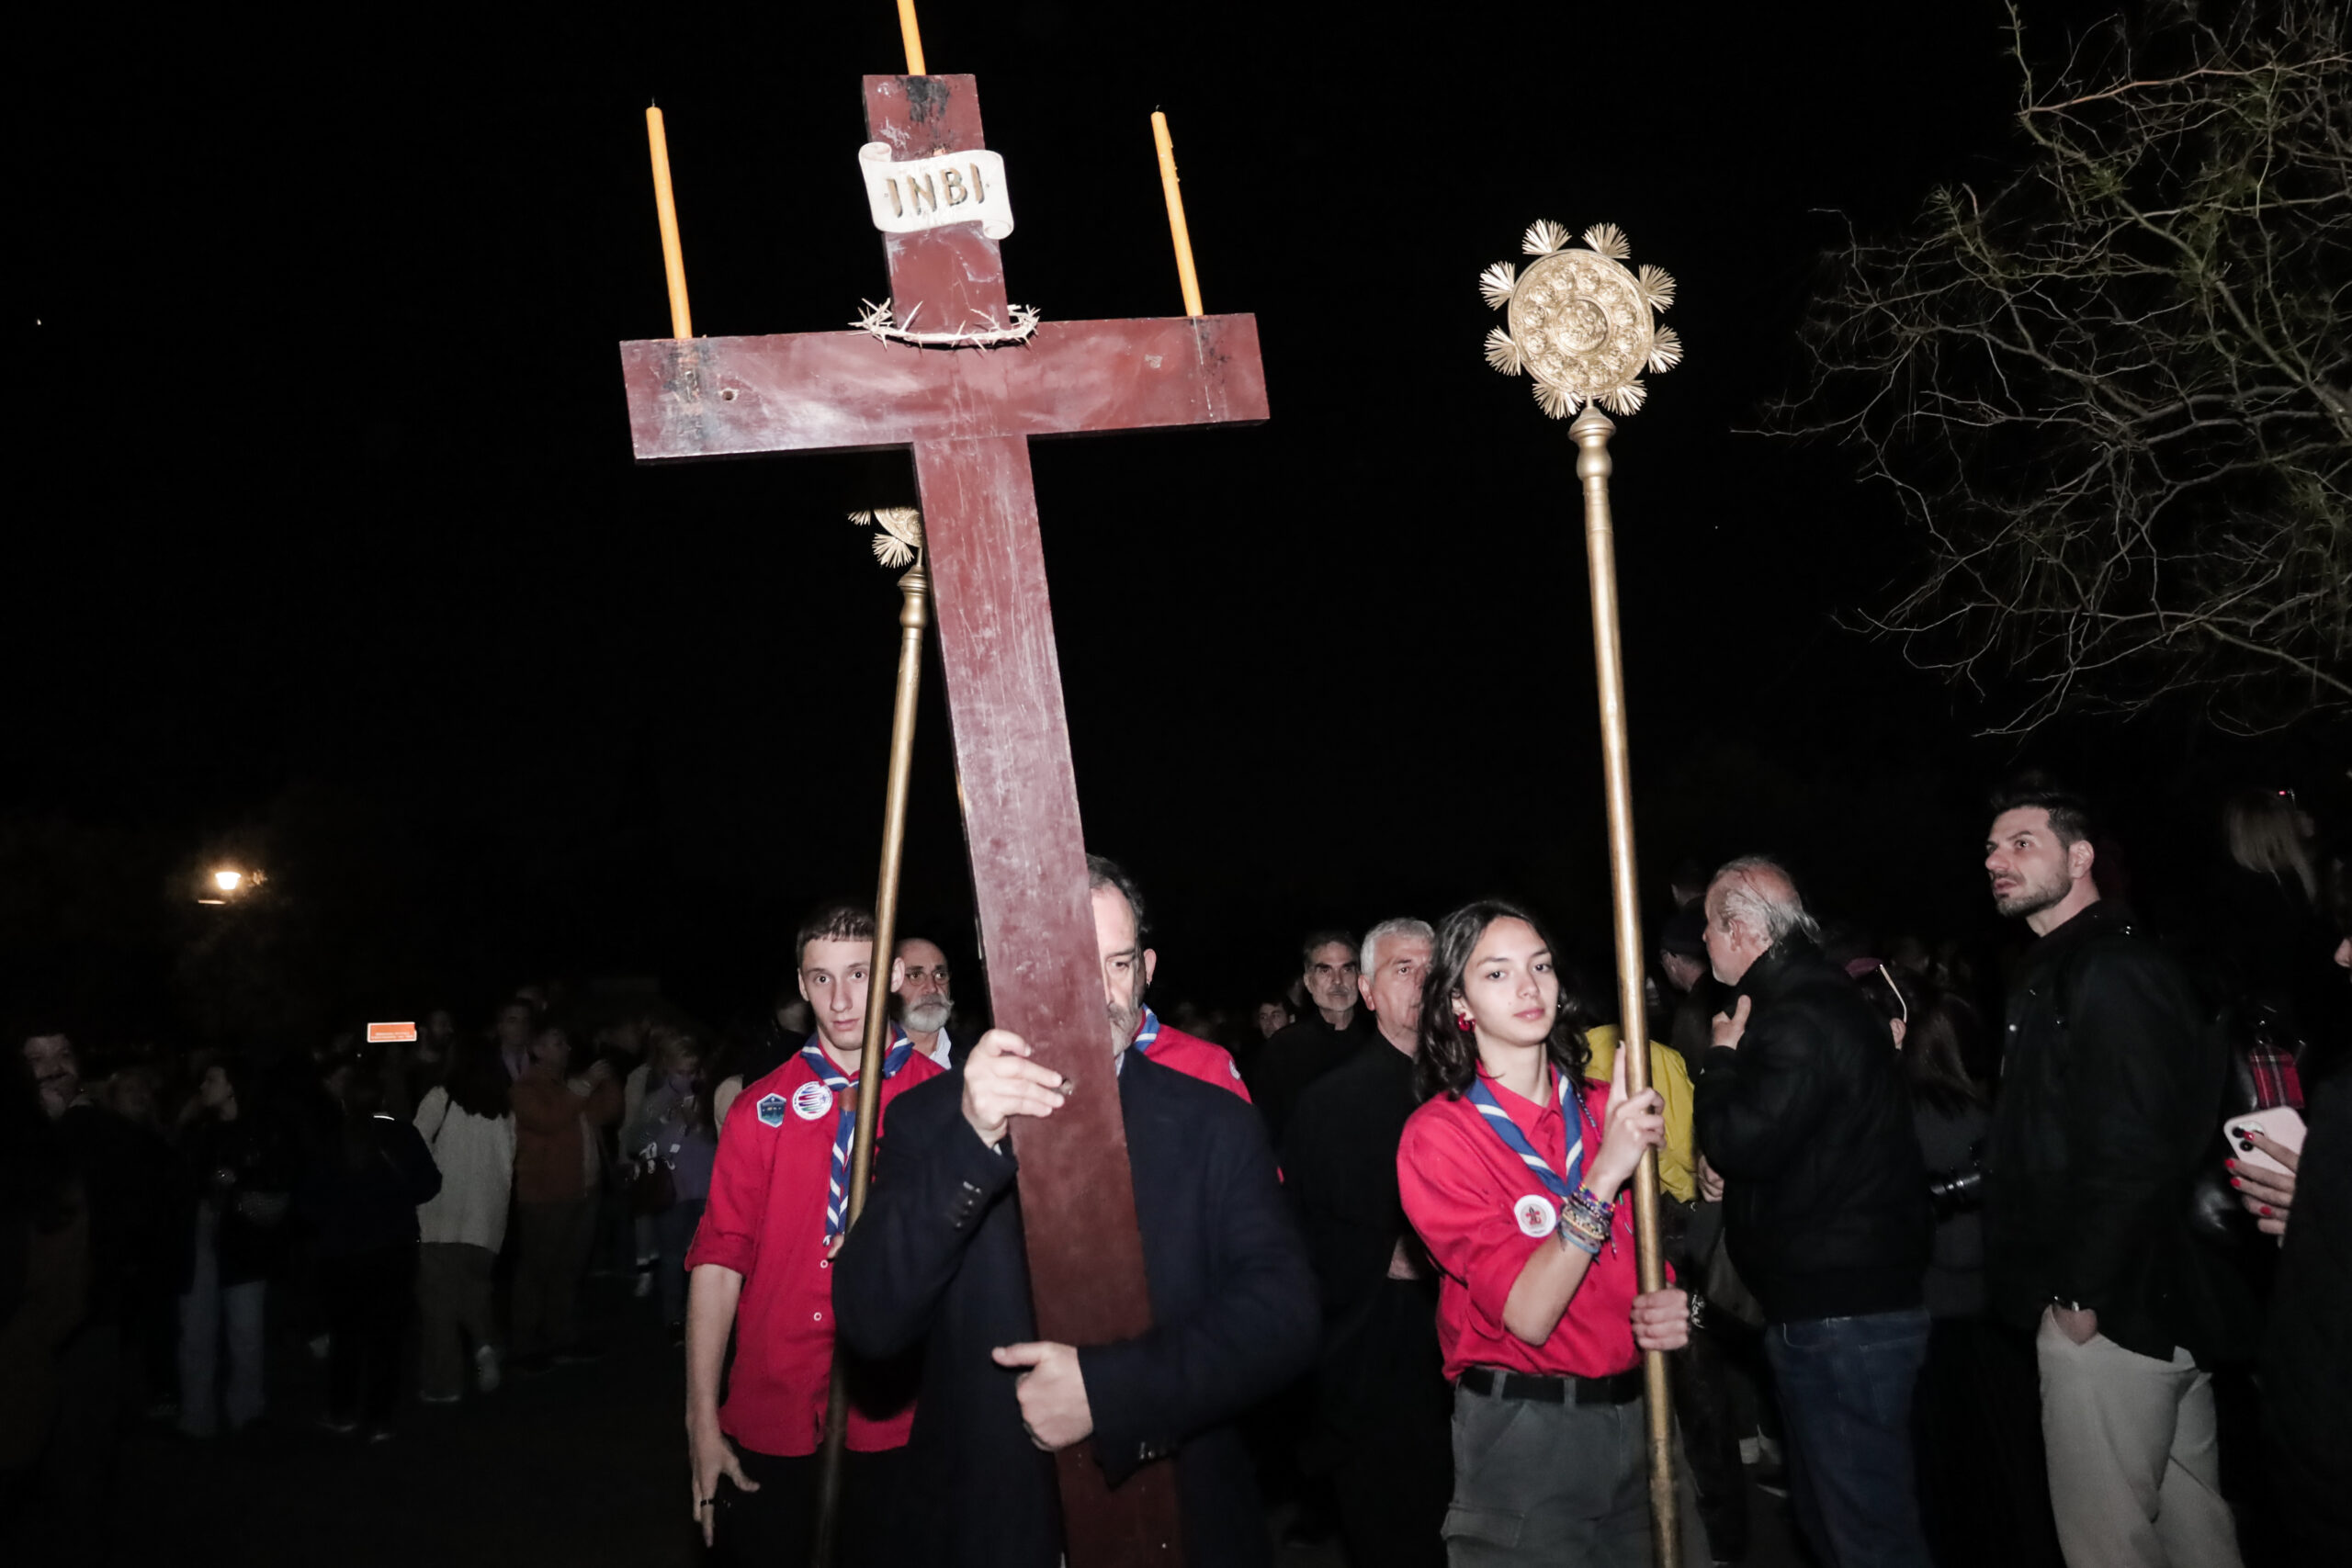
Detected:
left=15, top=0, right=2338, bottom=1043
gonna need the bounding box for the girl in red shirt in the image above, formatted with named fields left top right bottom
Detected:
left=1397, top=899, right=1697, bottom=1565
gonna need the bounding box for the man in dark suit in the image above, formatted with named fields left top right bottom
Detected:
left=832, top=856, right=1318, bottom=1567
left=1281, top=917, right=1451, bottom=1568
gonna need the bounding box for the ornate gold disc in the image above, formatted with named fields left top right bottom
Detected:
left=1509, top=251, right=1653, bottom=411
left=1478, top=221, right=1681, bottom=419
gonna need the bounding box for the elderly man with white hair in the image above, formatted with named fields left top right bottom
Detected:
left=1281, top=917, right=1450, bottom=1568
left=1690, top=857, right=1933, bottom=1568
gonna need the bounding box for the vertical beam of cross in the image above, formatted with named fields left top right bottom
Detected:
left=863, top=74, right=1180, bottom=1561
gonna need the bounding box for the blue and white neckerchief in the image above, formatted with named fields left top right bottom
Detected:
left=1465, top=1066, right=1601, bottom=1211
left=799, top=1032, right=917, bottom=1245
left=1115, top=1008, right=1165, bottom=1077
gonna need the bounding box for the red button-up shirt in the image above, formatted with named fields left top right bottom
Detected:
left=1136, top=1021, right=1253, bottom=1101
left=1398, top=1072, right=1643, bottom=1382
left=685, top=1044, right=944, bottom=1456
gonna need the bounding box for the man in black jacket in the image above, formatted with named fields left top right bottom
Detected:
left=1983, top=784, right=2243, bottom=1568
left=1250, top=930, right=1374, bottom=1146
left=1281, top=916, right=1449, bottom=1568
left=1691, top=857, right=1931, bottom=1568
left=832, top=857, right=1318, bottom=1566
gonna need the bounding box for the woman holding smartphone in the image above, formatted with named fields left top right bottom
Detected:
left=1398, top=899, right=1701, bottom=1566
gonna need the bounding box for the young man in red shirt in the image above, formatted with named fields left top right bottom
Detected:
left=682, top=903, right=944, bottom=1564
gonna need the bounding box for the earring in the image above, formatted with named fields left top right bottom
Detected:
left=1454, top=1012, right=1475, bottom=1033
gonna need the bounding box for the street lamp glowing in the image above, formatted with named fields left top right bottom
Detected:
left=212, top=869, right=244, bottom=893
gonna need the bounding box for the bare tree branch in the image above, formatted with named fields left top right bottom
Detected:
left=1760, top=2, right=2352, bottom=733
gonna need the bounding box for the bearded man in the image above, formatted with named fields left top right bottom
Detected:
left=1982, top=779, right=2244, bottom=1568
left=832, top=855, right=1317, bottom=1567
left=892, top=936, right=957, bottom=1068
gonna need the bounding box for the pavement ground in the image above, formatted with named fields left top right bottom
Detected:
left=106, top=1271, right=1807, bottom=1567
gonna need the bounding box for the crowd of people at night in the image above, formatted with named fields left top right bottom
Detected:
left=4, top=774, right=2346, bottom=1568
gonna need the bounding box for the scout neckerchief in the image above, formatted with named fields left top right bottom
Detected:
left=1130, top=1007, right=1163, bottom=1056
left=1466, top=1065, right=1601, bottom=1218
left=799, top=1032, right=917, bottom=1245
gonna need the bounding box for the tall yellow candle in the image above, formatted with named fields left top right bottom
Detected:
left=1151, top=111, right=1205, bottom=318
left=644, top=106, right=694, bottom=340
left=898, top=0, right=926, bottom=74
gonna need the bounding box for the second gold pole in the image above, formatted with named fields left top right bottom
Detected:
left=811, top=553, right=931, bottom=1565
left=1572, top=404, right=1679, bottom=1568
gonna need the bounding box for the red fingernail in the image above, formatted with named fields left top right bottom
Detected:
left=2224, top=1158, right=2237, bottom=1169
left=2231, top=1178, right=2242, bottom=1188
left=2261, top=1206, right=2273, bottom=1216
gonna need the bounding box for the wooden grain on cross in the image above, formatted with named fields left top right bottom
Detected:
left=615, top=73, right=1267, bottom=1564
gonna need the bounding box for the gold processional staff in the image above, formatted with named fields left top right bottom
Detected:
left=1477, top=218, right=1686, bottom=1568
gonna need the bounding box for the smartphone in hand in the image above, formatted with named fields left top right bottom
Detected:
left=2227, top=1107, right=2306, bottom=1179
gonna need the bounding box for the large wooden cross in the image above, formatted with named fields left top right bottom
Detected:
left=616, top=74, right=1266, bottom=1562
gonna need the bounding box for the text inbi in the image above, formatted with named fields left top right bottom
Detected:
left=858, top=142, right=1013, bottom=240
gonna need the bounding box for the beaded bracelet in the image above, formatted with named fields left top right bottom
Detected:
left=1568, top=1186, right=1615, bottom=1225
left=1558, top=1197, right=1611, bottom=1253
left=1557, top=1214, right=1604, bottom=1257
left=1566, top=1185, right=1619, bottom=1257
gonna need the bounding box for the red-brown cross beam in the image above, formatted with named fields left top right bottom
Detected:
left=615, top=74, right=1266, bottom=1564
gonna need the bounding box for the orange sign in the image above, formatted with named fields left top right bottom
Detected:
left=367, top=1021, right=419, bottom=1044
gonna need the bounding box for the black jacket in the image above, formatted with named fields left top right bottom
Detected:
left=1250, top=1012, right=1374, bottom=1148
left=1281, top=1040, right=1449, bottom=1450
left=2264, top=1059, right=2352, bottom=1529
left=834, top=1050, right=1318, bottom=1568
left=1693, top=938, right=1928, bottom=1324
left=1984, top=898, right=2231, bottom=1359
left=176, top=1112, right=300, bottom=1291
left=298, top=1116, right=441, bottom=1258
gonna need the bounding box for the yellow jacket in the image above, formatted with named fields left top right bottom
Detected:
left=1580, top=1026, right=1698, bottom=1203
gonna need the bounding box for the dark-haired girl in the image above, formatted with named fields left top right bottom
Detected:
left=1397, top=900, right=1701, bottom=1565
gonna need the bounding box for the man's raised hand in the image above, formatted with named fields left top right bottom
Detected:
left=1711, top=994, right=1751, bottom=1051
left=961, top=1030, right=1069, bottom=1145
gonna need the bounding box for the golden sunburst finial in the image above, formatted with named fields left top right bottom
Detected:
left=1521, top=220, right=1572, bottom=256
left=1476, top=220, right=1684, bottom=421
left=849, top=506, right=924, bottom=569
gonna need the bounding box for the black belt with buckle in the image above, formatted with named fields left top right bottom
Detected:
left=1458, top=1365, right=1643, bottom=1406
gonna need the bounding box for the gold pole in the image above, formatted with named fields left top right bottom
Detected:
left=643, top=107, right=693, bottom=339
left=812, top=554, right=932, bottom=1566
left=896, top=0, right=927, bottom=74
left=1571, top=404, right=1678, bottom=1568
left=1150, top=112, right=1205, bottom=318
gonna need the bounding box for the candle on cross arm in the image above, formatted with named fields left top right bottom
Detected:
left=897, top=0, right=926, bottom=74
left=1151, top=111, right=1205, bottom=318
left=644, top=106, right=694, bottom=339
